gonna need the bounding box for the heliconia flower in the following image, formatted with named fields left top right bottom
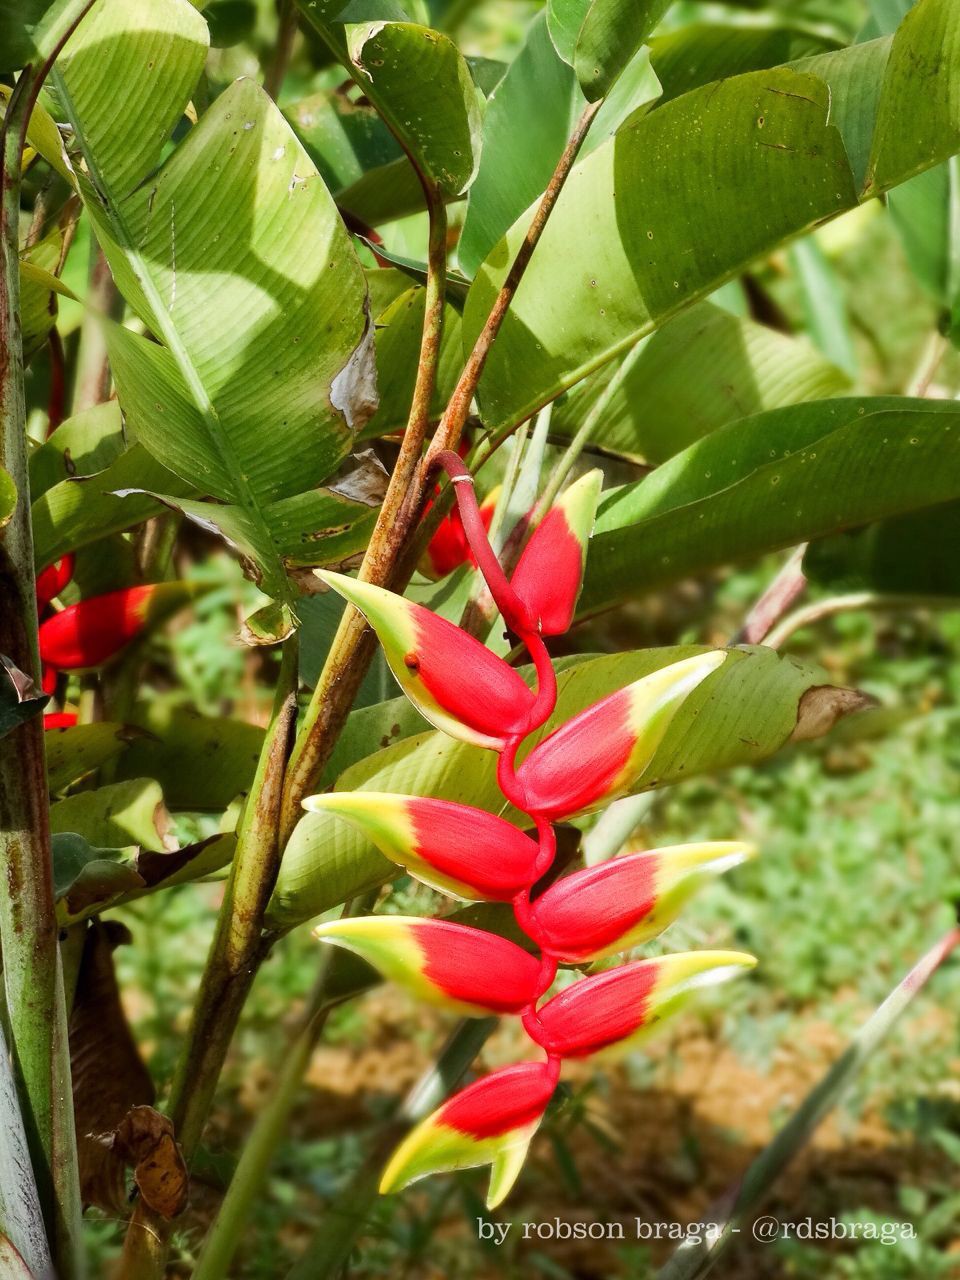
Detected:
left=528, top=950, right=756, bottom=1059
left=316, top=570, right=536, bottom=749
left=41, top=665, right=59, bottom=695
left=510, top=470, right=602, bottom=635
left=35, top=553, right=75, bottom=614
left=530, top=842, right=756, bottom=962
left=38, top=582, right=202, bottom=670
left=515, top=651, right=726, bottom=819
left=302, top=791, right=540, bottom=902
left=43, top=712, right=78, bottom=729
left=313, top=917, right=542, bottom=1016
left=380, top=1060, right=558, bottom=1208
left=424, top=488, right=498, bottom=578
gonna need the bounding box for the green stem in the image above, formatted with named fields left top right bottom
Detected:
left=764, top=591, right=960, bottom=650
left=0, top=68, right=83, bottom=1280
left=119, top=638, right=300, bottom=1278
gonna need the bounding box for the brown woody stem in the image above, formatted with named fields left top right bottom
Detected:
left=280, top=103, right=599, bottom=830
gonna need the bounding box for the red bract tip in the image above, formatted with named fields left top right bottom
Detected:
left=43, top=712, right=78, bottom=729
left=511, top=471, right=601, bottom=635
left=36, top=553, right=75, bottom=614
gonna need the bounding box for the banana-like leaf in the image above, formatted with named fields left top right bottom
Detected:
left=50, top=778, right=173, bottom=852
left=582, top=398, right=960, bottom=614
left=32, top=440, right=192, bottom=572
left=111, top=706, right=264, bottom=810
left=29, top=400, right=125, bottom=501
left=45, top=722, right=136, bottom=794
left=656, top=927, right=960, bottom=1280
left=0, top=0, right=92, bottom=71
left=268, top=644, right=865, bottom=927
left=345, top=22, right=481, bottom=199
left=551, top=300, right=850, bottom=464
left=458, top=13, right=661, bottom=276
left=804, top=500, right=960, bottom=597
left=547, top=0, right=670, bottom=100
left=52, top=1, right=374, bottom=602
left=464, top=0, right=960, bottom=434
left=361, top=285, right=464, bottom=439
left=649, top=21, right=841, bottom=105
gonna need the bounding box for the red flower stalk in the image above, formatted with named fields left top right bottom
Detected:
left=311, top=460, right=753, bottom=1207
left=423, top=489, right=497, bottom=578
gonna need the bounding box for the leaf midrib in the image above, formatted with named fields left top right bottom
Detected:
left=51, top=67, right=292, bottom=602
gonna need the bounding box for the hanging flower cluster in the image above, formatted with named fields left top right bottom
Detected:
left=307, top=455, right=755, bottom=1208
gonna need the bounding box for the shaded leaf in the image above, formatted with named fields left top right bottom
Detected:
left=550, top=300, right=850, bottom=465
left=464, top=2, right=960, bottom=434
left=582, top=399, right=960, bottom=615
left=45, top=722, right=142, bottom=794
left=52, top=833, right=142, bottom=917
left=0, top=1022, right=50, bottom=1278
left=50, top=778, right=175, bottom=853
left=804, top=500, right=960, bottom=595
left=345, top=21, right=481, bottom=198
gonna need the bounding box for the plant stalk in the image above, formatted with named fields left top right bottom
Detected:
left=281, top=103, right=600, bottom=831
left=0, top=64, right=85, bottom=1280
left=764, top=591, right=960, bottom=650
left=119, top=637, right=300, bottom=1277
left=278, top=191, right=448, bottom=842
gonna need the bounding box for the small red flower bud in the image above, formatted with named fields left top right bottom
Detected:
left=35, top=553, right=75, bottom=614
left=38, top=582, right=200, bottom=670
left=43, top=712, right=78, bottom=729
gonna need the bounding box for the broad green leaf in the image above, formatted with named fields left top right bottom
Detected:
left=268, top=644, right=857, bottom=926
left=51, top=832, right=143, bottom=916
left=50, top=778, right=173, bottom=851
left=582, top=399, right=960, bottom=615
left=283, top=86, right=432, bottom=225
left=28, top=400, right=125, bottom=501
left=361, top=285, right=464, bottom=439
left=0, top=0, right=94, bottom=71
left=31, top=438, right=191, bottom=572
left=464, top=1, right=960, bottom=435
left=112, top=706, right=264, bottom=810
left=0, top=656, right=47, bottom=741
left=550, top=300, right=850, bottom=465
left=51, top=829, right=236, bottom=923
left=45, top=722, right=136, bottom=794
left=53, top=4, right=374, bottom=602
left=657, top=927, right=960, bottom=1280
left=19, top=229, right=61, bottom=362
left=459, top=13, right=660, bottom=277
left=547, top=0, right=670, bottom=99
left=345, top=22, right=481, bottom=198
left=649, top=22, right=841, bottom=105
left=0, top=1022, right=51, bottom=1279
left=804, top=501, right=960, bottom=597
